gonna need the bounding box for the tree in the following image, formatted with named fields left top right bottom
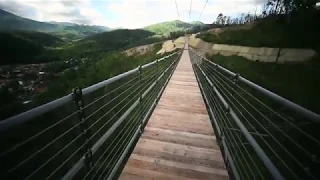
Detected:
left=216, top=13, right=224, bottom=24
left=226, top=16, right=232, bottom=25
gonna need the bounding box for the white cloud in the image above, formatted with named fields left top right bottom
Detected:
left=106, top=0, right=266, bottom=28
left=0, top=0, right=266, bottom=28
left=0, top=0, right=110, bottom=25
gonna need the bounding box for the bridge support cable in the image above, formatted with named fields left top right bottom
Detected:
left=63, top=52, right=181, bottom=180
left=0, top=52, right=179, bottom=134
left=201, top=68, right=271, bottom=180
left=192, top=55, right=266, bottom=180
left=193, top=62, right=241, bottom=180
left=195, top=55, right=284, bottom=180
left=189, top=0, right=192, bottom=22
left=200, top=61, right=315, bottom=179
left=189, top=48, right=320, bottom=180
left=174, top=0, right=180, bottom=19
left=106, top=50, right=181, bottom=180
left=200, top=53, right=319, bottom=179
left=0, top=51, right=182, bottom=180
left=6, top=59, right=170, bottom=180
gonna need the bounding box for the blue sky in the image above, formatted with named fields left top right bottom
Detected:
left=0, top=0, right=266, bottom=29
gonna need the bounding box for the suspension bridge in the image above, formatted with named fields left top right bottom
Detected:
left=0, top=39, right=319, bottom=180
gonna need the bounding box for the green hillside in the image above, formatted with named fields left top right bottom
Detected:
left=190, top=21, right=205, bottom=25
left=0, top=31, right=63, bottom=65
left=0, top=9, right=110, bottom=41
left=70, top=29, right=156, bottom=52
left=0, top=9, right=58, bottom=32
left=144, top=20, right=195, bottom=35
left=0, top=28, right=163, bottom=66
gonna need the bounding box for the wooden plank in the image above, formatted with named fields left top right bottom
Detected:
left=121, top=166, right=197, bottom=180
left=125, top=156, right=229, bottom=180
left=119, top=173, right=148, bottom=180
left=152, top=108, right=210, bottom=122
left=119, top=46, right=229, bottom=180
left=142, top=127, right=218, bottom=149
left=130, top=154, right=228, bottom=176
left=146, top=117, right=214, bottom=135
left=132, top=147, right=226, bottom=169
left=135, top=138, right=224, bottom=162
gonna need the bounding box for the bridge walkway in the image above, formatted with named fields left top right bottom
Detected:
left=119, top=45, right=229, bottom=180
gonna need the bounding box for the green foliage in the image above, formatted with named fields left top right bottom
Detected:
left=83, top=29, right=155, bottom=49
left=198, top=15, right=320, bottom=50
left=190, top=21, right=205, bottom=25
left=208, top=54, right=320, bottom=113
left=144, top=20, right=205, bottom=35
left=34, top=44, right=164, bottom=105
left=0, top=28, right=166, bottom=65
left=198, top=1, right=320, bottom=50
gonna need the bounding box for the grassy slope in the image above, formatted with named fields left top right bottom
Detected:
left=208, top=54, right=320, bottom=113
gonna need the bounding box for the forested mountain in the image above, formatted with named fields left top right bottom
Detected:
left=0, top=9, right=58, bottom=32
left=0, top=9, right=110, bottom=41
left=83, top=29, right=155, bottom=49
left=144, top=20, right=205, bottom=35
left=0, top=31, right=63, bottom=65
left=190, top=21, right=205, bottom=25
left=0, top=28, right=159, bottom=65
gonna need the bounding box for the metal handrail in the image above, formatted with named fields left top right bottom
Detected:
left=195, top=58, right=284, bottom=180
left=0, top=51, right=179, bottom=133
left=0, top=50, right=182, bottom=180
left=190, top=49, right=320, bottom=123
left=189, top=48, right=319, bottom=180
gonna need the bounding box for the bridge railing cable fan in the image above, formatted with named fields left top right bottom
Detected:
left=0, top=50, right=182, bottom=180
left=189, top=48, right=320, bottom=180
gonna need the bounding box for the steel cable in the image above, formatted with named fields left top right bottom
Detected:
left=0, top=110, right=78, bottom=158
left=204, top=60, right=320, bottom=148
left=95, top=60, right=174, bottom=180
left=197, top=67, right=261, bottom=179
left=90, top=102, right=143, bottom=180
left=7, top=62, right=165, bottom=178
left=85, top=69, right=160, bottom=144
left=82, top=72, right=165, bottom=180
left=202, top=60, right=316, bottom=167
left=0, top=58, right=169, bottom=161
left=3, top=119, right=83, bottom=177
left=200, top=62, right=306, bottom=179
left=83, top=60, right=169, bottom=122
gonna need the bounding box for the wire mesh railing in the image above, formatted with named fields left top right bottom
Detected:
left=189, top=48, right=320, bottom=180
left=0, top=50, right=182, bottom=180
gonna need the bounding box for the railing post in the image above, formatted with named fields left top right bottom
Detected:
left=72, top=87, right=94, bottom=172
left=156, top=59, right=160, bottom=104
left=138, top=66, right=144, bottom=133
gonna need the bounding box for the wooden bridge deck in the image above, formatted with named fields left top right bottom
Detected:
left=119, top=45, right=229, bottom=180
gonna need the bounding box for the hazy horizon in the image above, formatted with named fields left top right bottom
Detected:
left=0, top=0, right=266, bottom=29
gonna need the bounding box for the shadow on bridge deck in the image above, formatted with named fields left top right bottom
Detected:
left=119, top=44, right=229, bottom=180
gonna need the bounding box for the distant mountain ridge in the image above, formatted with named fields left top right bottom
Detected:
left=144, top=20, right=206, bottom=35
left=0, top=9, right=110, bottom=40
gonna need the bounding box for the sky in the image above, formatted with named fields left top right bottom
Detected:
left=0, top=0, right=267, bottom=29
